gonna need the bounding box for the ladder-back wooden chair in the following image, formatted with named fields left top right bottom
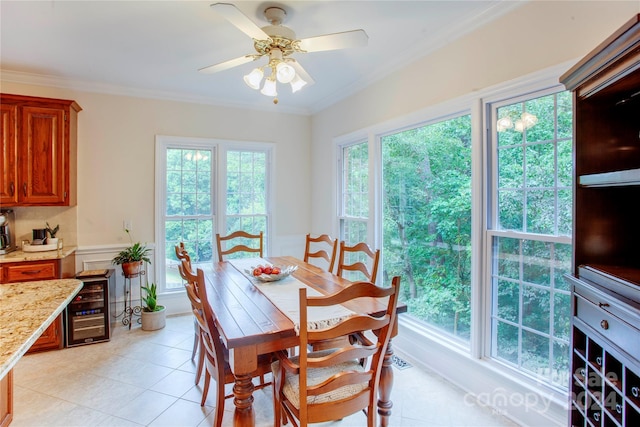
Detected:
left=336, top=241, right=380, bottom=283
left=271, top=276, right=401, bottom=427
left=216, top=230, right=263, bottom=262
left=303, top=233, right=338, bottom=273
left=181, top=266, right=273, bottom=426
left=175, top=246, right=203, bottom=385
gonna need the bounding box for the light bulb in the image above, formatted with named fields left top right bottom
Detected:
left=289, top=74, right=307, bottom=93
left=276, top=62, right=296, bottom=84
left=243, top=68, right=263, bottom=90
left=521, top=112, right=538, bottom=129
left=496, top=117, right=513, bottom=132
left=261, top=78, right=277, bottom=97
left=514, top=120, right=525, bottom=132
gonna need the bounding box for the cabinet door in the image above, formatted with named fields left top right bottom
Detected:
left=0, top=104, right=18, bottom=205
left=19, top=105, right=67, bottom=205
left=27, top=315, right=63, bottom=353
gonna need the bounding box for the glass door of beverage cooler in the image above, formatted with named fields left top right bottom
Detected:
left=66, top=269, right=113, bottom=347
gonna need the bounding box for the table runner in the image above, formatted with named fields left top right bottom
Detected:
left=229, top=258, right=355, bottom=332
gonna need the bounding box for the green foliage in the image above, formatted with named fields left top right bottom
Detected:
left=45, top=222, right=60, bottom=238
left=141, top=283, right=162, bottom=312
left=111, top=229, right=152, bottom=265
left=382, top=114, right=473, bottom=340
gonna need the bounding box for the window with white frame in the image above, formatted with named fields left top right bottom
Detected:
left=156, top=137, right=272, bottom=292
left=338, top=140, right=369, bottom=245
left=334, top=79, right=573, bottom=393
left=487, top=88, right=573, bottom=389
left=337, top=140, right=371, bottom=282
left=381, top=114, right=473, bottom=344
left=222, top=149, right=269, bottom=248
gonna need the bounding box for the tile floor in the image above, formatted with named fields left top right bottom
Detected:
left=12, top=315, right=517, bottom=426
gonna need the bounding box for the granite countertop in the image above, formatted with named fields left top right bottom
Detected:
left=0, top=279, right=82, bottom=378
left=0, top=246, right=77, bottom=263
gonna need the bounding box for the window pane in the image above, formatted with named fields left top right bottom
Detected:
left=382, top=114, right=472, bottom=343
left=163, top=148, right=214, bottom=291
left=491, top=237, right=571, bottom=384
left=343, top=143, right=368, bottom=218
left=490, top=89, right=573, bottom=390
left=223, top=150, right=269, bottom=258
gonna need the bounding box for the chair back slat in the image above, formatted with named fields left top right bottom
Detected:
left=216, top=230, right=263, bottom=261
left=336, top=241, right=380, bottom=283
left=303, top=233, right=338, bottom=273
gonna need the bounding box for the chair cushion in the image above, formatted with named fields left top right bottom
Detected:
left=272, top=352, right=367, bottom=409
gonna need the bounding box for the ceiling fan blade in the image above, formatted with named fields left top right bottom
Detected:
left=289, top=61, right=315, bottom=86
left=199, top=55, right=255, bottom=74
left=210, top=3, right=270, bottom=40
left=297, top=29, right=368, bottom=53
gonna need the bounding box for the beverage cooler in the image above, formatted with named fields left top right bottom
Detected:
left=66, top=269, right=113, bottom=347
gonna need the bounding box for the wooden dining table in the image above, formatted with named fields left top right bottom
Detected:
left=203, top=255, right=406, bottom=427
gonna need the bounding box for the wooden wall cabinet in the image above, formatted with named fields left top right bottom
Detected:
left=0, top=255, right=76, bottom=353
left=0, top=94, right=81, bottom=206
left=560, top=14, right=640, bottom=427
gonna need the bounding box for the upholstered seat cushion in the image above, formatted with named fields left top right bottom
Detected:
left=271, top=351, right=367, bottom=409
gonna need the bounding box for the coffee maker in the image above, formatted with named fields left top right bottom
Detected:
left=0, top=209, right=17, bottom=254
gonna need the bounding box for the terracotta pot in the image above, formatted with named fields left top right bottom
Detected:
left=122, top=261, right=143, bottom=278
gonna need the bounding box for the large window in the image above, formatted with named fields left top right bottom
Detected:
left=334, top=79, right=573, bottom=394
left=156, top=137, right=272, bottom=292
left=381, top=114, right=472, bottom=343
left=488, top=89, right=573, bottom=389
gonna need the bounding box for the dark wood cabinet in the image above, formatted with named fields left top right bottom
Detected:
left=560, top=14, right=640, bottom=427
left=0, top=255, right=76, bottom=353
left=0, top=94, right=81, bottom=206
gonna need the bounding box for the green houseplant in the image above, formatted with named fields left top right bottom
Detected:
left=45, top=222, right=61, bottom=248
left=111, top=229, right=151, bottom=278
left=140, top=283, right=166, bottom=330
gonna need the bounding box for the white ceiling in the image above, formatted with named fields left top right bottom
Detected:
left=0, top=1, right=523, bottom=114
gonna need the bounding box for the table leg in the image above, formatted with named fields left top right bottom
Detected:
left=378, top=339, right=395, bottom=427
left=232, top=374, right=255, bottom=426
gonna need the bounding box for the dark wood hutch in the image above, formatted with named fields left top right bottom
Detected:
left=560, top=14, right=640, bottom=427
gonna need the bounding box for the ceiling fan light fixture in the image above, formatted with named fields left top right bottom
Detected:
left=290, top=73, right=307, bottom=93
left=276, top=62, right=296, bottom=84
left=261, top=77, right=278, bottom=97
left=243, top=67, right=264, bottom=90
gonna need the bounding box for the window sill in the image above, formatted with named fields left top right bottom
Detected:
left=394, top=315, right=568, bottom=427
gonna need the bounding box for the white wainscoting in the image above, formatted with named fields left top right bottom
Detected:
left=75, top=244, right=157, bottom=325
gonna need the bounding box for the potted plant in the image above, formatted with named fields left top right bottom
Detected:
left=140, top=283, right=166, bottom=331
left=45, top=222, right=60, bottom=248
left=111, top=229, right=151, bottom=278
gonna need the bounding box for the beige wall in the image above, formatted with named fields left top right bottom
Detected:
left=310, top=0, right=639, bottom=233
left=3, top=1, right=639, bottom=252
left=2, top=82, right=311, bottom=250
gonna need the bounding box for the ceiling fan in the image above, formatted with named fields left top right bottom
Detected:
left=199, top=2, right=368, bottom=104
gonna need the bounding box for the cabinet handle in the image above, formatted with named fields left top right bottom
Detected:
left=9, top=182, right=14, bottom=196
left=23, top=182, right=27, bottom=196
left=632, top=386, right=639, bottom=398
left=598, top=302, right=609, bottom=308
left=600, top=319, right=609, bottom=330
left=593, top=412, right=600, bottom=422
left=21, top=269, right=43, bottom=275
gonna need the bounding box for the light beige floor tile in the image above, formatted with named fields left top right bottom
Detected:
left=147, top=398, right=212, bottom=427
left=150, top=368, right=199, bottom=398
left=111, top=390, right=179, bottom=425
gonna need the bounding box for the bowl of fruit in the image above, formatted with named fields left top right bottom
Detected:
left=246, top=264, right=298, bottom=282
